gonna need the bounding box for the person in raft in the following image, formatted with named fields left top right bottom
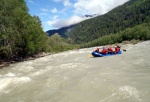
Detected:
left=107, top=47, right=114, bottom=54
left=100, top=47, right=107, bottom=54
left=95, top=48, right=100, bottom=52
left=115, top=45, right=121, bottom=53
left=107, top=45, right=121, bottom=54
left=94, top=47, right=107, bottom=54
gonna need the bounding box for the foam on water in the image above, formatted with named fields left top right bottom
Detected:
left=5, top=72, right=16, bottom=77
left=0, top=78, right=12, bottom=92
left=117, top=86, right=141, bottom=100
left=18, top=77, right=31, bottom=82
left=29, top=66, right=52, bottom=77
left=99, top=86, right=141, bottom=102
left=60, top=63, right=81, bottom=70
left=0, top=72, right=31, bottom=93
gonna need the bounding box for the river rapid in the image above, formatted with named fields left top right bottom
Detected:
left=0, top=41, right=150, bottom=102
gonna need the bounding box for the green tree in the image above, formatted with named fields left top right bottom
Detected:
left=0, top=0, right=48, bottom=61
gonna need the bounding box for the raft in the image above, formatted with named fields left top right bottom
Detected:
left=92, top=51, right=122, bottom=57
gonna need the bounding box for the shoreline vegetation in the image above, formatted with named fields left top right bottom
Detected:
left=0, top=40, right=140, bottom=69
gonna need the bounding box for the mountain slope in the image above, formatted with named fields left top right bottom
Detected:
left=46, top=14, right=98, bottom=37
left=68, top=0, right=150, bottom=44
left=46, top=24, right=76, bottom=38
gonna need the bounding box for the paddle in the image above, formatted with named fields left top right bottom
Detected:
left=122, top=49, right=126, bottom=52
left=88, top=54, right=92, bottom=58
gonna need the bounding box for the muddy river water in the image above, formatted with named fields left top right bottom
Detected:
left=0, top=41, right=150, bottom=102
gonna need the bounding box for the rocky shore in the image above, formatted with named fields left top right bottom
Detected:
left=0, top=52, right=52, bottom=69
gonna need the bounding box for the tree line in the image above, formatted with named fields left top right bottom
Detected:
left=80, top=22, right=150, bottom=48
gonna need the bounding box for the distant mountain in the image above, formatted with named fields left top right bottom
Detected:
left=83, top=14, right=98, bottom=18
left=46, top=14, right=98, bottom=37
left=46, top=24, right=76, bottom=38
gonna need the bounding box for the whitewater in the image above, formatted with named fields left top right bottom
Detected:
left=0, top=41, right=150, bottom=102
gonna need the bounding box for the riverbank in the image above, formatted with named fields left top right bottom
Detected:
left=0, top=52, right=52, bottom=69
left=0, top=40, right=140, bottom=69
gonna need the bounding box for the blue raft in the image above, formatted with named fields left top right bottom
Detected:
left=92, top=51, right=122, bottom=57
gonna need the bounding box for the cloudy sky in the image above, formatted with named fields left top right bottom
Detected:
left=25, top=0, right=129, bottom=31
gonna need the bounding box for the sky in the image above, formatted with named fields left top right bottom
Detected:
left=25, top=0, right=130, bottom=32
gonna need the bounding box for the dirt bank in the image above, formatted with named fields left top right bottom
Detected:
left=0, top=52, right=52, bottom=69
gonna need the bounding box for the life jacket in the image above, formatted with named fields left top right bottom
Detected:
left=115, top=47, right=120, bottom=53
left=101, top=49, right=107, bottom=54
left=108, top=47, right=114, bottom=53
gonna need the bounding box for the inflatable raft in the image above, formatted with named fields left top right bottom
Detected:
left=92, top=51, right=122, bottom=57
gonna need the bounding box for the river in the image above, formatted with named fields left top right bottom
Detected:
left=0, top=41, right=150, bottom=102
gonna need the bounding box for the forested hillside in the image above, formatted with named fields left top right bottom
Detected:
left=68, top=0, right=150, bottom=44
left=46, top=24, right=76, bottom=38
left=0, top=0, right=77, bottom=63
